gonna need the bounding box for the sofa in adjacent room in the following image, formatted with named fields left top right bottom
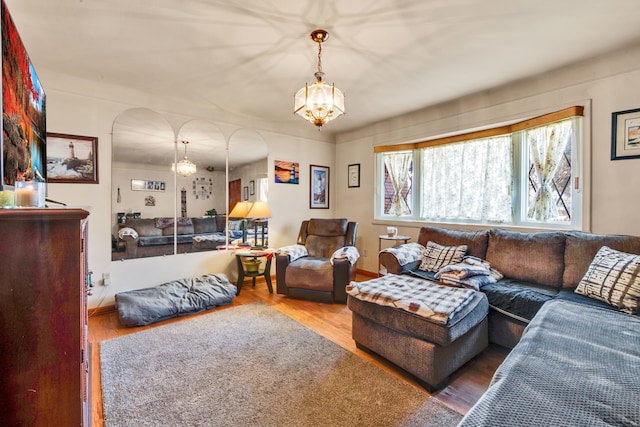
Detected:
left=117, top=216, right=227, bottom=259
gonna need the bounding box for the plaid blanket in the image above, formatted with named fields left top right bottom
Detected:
left=276, top=244, right=309, bottom=262
left=435, top=256, right=503, bottom=291
left=330, top=246, right=360, bottom=265
left=346, top=274, right=476, bottom=324
left=379, top=242, right=423, bottom=266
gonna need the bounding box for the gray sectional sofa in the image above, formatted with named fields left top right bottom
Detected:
left=377, top=226, right=640, bottom=348
left=362, top=225, right=640, bottom=425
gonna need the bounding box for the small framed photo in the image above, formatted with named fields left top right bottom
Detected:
left=131, top=179, right=165, bottom=192
left=612, top=108, right=640, bottom=160
left=46, top=133, right=99, bottom=183
left=310, top=164, right=329, bottom=209
left=348, top=163, right=360, bottom=188
left=243, top=186, right=249, bottom=201
left=249, top=180, right=255, bottom=195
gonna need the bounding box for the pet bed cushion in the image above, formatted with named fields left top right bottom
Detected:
left=115, top=273, right=236, bottom=327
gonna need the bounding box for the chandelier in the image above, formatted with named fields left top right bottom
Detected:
left=173, top=140, right=197, bottom=177
left=294, top=29, right=345, bottom=128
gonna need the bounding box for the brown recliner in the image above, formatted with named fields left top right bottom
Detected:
left=276, top=218, right=358, bottom=303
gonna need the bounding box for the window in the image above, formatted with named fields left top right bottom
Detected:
left=375, top=107, right=584, bottom=228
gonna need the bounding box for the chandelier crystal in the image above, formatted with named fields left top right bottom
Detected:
left=294, top=29, right=345, bottom=128
left=172, top=140, right=197, bottom=177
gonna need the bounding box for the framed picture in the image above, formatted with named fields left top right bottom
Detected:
left=274, top=160, right=299, bottom=184
left=612, top=108, right=640, bottom=160
left=348, top=163, right=360, bottom=188
left=131, top=179, right=165, bottom=192
left=310, top=164, right=329, bottom=209
left=249, top=180, right=255, bottom=195
left=46, top=133, right=99, bottom=183
left=243, top=186, right=249, bottom=201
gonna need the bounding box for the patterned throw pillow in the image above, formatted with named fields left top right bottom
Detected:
left=575, top=246, right=640, bottom=314
left=419, top=241, right=467, bottom=272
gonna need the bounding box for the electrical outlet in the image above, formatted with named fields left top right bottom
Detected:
left=103, top=272, right=111, bottom=286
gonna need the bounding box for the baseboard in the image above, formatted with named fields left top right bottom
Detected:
left=88, top=304, right=116, bottom=316
left=356, top=268, right=378, bottom=278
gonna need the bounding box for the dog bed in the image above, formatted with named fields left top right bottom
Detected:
left=115, top=273, right=237, bottom=327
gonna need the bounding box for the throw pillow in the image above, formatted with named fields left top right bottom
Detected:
left=419, top=241, right=467, bottom=272
left=575, top=246, right=640, bottom=314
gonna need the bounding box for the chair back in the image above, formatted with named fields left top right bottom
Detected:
left=297, top=218, right=357, bottom=258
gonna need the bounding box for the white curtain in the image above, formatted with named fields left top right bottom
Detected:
left=383, top=152, right=412, bottom=216
left=421, top=136, right=512, bottom=222
left=527, top=121, right=572, bottom=221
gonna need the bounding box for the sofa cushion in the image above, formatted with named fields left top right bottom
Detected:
left=418, top=241, right=467, bottom=272
left=418, top=226, right=489, bottom=259
left=162, top=224, right=195, bottom=236
left=285, top=257, right=334, bottom=292
left=486, top=228, right=566, bottom=288
left=124, top=218, right=162, bottom=237
left=575, top=246, right=640, bottom=314
left=192, top=217, right=219, bottom=234
left=553, top=289, right=619, bottom=312
left=563, top=231, right=640, bottom=288
left=482, top=279, right=558, bottom=322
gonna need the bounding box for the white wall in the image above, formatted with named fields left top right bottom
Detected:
left=42, top=76, right=336, bottom=309
left=45, top=41, right=640, bottom=306
left=335, top=43, right=640, bottom=273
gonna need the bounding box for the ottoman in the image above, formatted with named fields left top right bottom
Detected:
left=347, top=274, right=489, bottom=391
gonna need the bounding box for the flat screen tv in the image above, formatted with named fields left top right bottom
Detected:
left=1, top=0, right=46, bottom=190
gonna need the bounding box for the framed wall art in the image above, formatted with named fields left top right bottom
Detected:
left=310, top=164, right=329, bottom=209
left=131, top=179, right=165, bottom=192
left=348, top=163, right=360, bottom=188
left=274, top=160, right=299, bottom=184
left=611, top=108, right=640, bottom=160
left=46, top=133, right=99, bottom=183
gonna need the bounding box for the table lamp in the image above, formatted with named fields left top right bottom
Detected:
left=228, top=201, right=252, bottom=246
left=247, top=201, right=271, bottom=249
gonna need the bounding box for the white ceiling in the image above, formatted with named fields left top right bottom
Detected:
left=7, top=0, right=640, bottom=139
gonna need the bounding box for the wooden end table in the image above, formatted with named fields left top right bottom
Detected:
left=235, top=250, right=274, bottom=295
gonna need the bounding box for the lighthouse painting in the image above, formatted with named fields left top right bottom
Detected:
left=46, top=132, right=98, bottom=183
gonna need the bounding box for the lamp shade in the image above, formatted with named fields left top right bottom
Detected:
left=229, top=201, right=252, bottom=218
left=294, top=77, right=345, bottom=127
left=247, top=201, right=271, bottom=219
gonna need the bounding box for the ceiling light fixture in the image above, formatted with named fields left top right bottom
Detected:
left=173, top=140, right=197, bottom=177
left=294, top=29, right=345, bottom=128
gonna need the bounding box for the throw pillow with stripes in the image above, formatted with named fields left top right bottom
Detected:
left=575, top=245, right=640, bottom=314
left=419, top=241, right=467, bottom=272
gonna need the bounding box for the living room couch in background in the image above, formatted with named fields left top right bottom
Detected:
left=117, top=216, right=227, bottom=259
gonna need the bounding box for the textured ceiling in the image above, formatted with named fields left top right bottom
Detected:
left=6, top=0, right=640, bottom=140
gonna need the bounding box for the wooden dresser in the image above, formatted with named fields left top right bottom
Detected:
left=0, top=208, right=90, bottom=426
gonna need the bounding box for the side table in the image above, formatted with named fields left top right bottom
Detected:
left=378, top=234, right=411, bottom=276
left=235, top=250, right=274, bottom=295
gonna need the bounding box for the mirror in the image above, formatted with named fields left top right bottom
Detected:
left=228, top=129, right=269, bottom=247
left=111, top=108, right=268, bottom=260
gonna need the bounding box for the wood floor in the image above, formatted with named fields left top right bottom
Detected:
left=88, top=274, right=507, bottom=426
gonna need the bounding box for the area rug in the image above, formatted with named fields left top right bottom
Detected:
left=100, top=302, right=462, bottom=427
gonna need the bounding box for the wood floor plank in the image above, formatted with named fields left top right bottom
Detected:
left=88, top=275, right=504, bottom=426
